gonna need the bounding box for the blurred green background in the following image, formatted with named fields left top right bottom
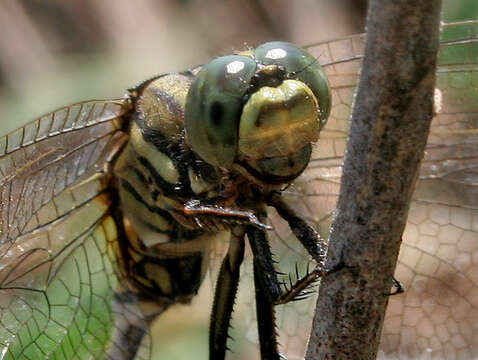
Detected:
left=0, top=1, right=476, bottom=359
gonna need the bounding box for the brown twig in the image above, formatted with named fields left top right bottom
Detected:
left=306, top=0, right=442, bottom=359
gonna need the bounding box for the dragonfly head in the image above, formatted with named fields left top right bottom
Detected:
left=185, top=42, right=331, bottom=185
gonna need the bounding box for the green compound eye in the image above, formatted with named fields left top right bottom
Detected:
left=254, top=41, right=331, bottom=125
left=185, top=55, right=257, bottom=167
left=185, top=43, right=331, bottom=184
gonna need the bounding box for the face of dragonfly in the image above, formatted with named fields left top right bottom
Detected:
left=0, top=19, right=477, bottom=360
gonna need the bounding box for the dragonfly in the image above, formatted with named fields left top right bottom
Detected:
left=0, top=18, right=477, bottom=360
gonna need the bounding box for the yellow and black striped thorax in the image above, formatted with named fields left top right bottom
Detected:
left=114, top=72, right=222, bottom=303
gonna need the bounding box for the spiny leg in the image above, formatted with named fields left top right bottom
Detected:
left=210, top=226, right=246, bottom=360
left=274, top=265, right=326, bottom=305
left=265, top=192, right=331, bottom=304
left=247, top=225, right=282, bottom=360
left=181, top=195, right=331, bottom=358
left=266, top=192, right=327, bottom=265
left=254, top=263, right=283, bottom=360
left=181, top=200, right=272, bottom=231
left=384, top=276, right=405, bottom=296
left=244, top=199, right=335, bottom=359
left=268, top=192, right=402, bottom=302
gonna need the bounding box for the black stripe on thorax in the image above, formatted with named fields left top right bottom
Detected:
left=139, top=124, right=219, bottom=200
left=137, top=155, right=189, bottom=198
left=121, top=179, right=175, bottom=221
left=120, top=179, right=202, bottom=241
left=140, top=124, right=194, bottom=198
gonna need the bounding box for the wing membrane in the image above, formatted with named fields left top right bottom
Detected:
left=0, top=100, right=151, bottom=359
left=236, top=20, right=478, bottom=360
left=0, top=100, right=128, bottom=245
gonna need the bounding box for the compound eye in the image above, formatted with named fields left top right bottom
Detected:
left=255, top=41, right=331, bottom=126
left=185, top=55, right=257, bottom=167
left=209, top=101, right=224, bottom=126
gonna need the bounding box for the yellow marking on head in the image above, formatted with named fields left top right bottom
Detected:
left=238, top=80, right=319, bottom=159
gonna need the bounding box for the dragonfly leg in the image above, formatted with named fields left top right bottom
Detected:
left=265, top=192, right=337, bottom=305
left=274, top=265, right=325, bottom=305
left=247, top=225, right=282, bottom=360
left=181, top=200, right=272, bottom=230
left=268, top=193, right=405, bottom=300
left=210, top=226, right=246, bottom=360
left=266, top=192, right=327, bottom=265
left=246, top=213, right=344, bottom=358
left=384, top=276, right=405, bottom=296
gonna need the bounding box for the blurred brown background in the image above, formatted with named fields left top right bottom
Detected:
left=0, top=0, right=472, bottom=132
left=0, top=0, right=369, bottom=134
left=0, top=1, right=475, bottom=359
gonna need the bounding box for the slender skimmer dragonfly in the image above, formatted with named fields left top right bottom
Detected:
left=0, top=19, right=477, bottom=360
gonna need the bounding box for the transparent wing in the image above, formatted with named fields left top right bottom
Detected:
left=0, top=101, right=153, bottom=359
left=235, top=20, right=478, bottom=360
left=0, top=100, right=126, bottom=244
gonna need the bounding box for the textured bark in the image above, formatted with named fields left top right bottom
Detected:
left=306, top=1, right=442, bottom=359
